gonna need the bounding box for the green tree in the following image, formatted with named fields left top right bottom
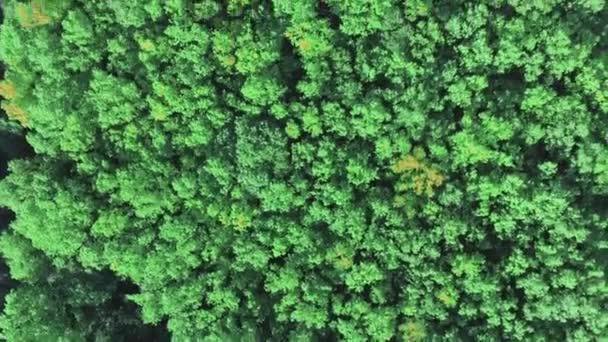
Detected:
left=0, top=0, right=607, bottom=340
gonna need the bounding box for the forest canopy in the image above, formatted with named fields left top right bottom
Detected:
left=0, top=0, right=607, bottom=341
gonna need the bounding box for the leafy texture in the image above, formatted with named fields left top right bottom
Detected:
left=0, top=0, right=607, bottom=340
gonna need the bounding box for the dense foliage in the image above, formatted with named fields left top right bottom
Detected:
left=0, top=0, right=607, bottom=340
